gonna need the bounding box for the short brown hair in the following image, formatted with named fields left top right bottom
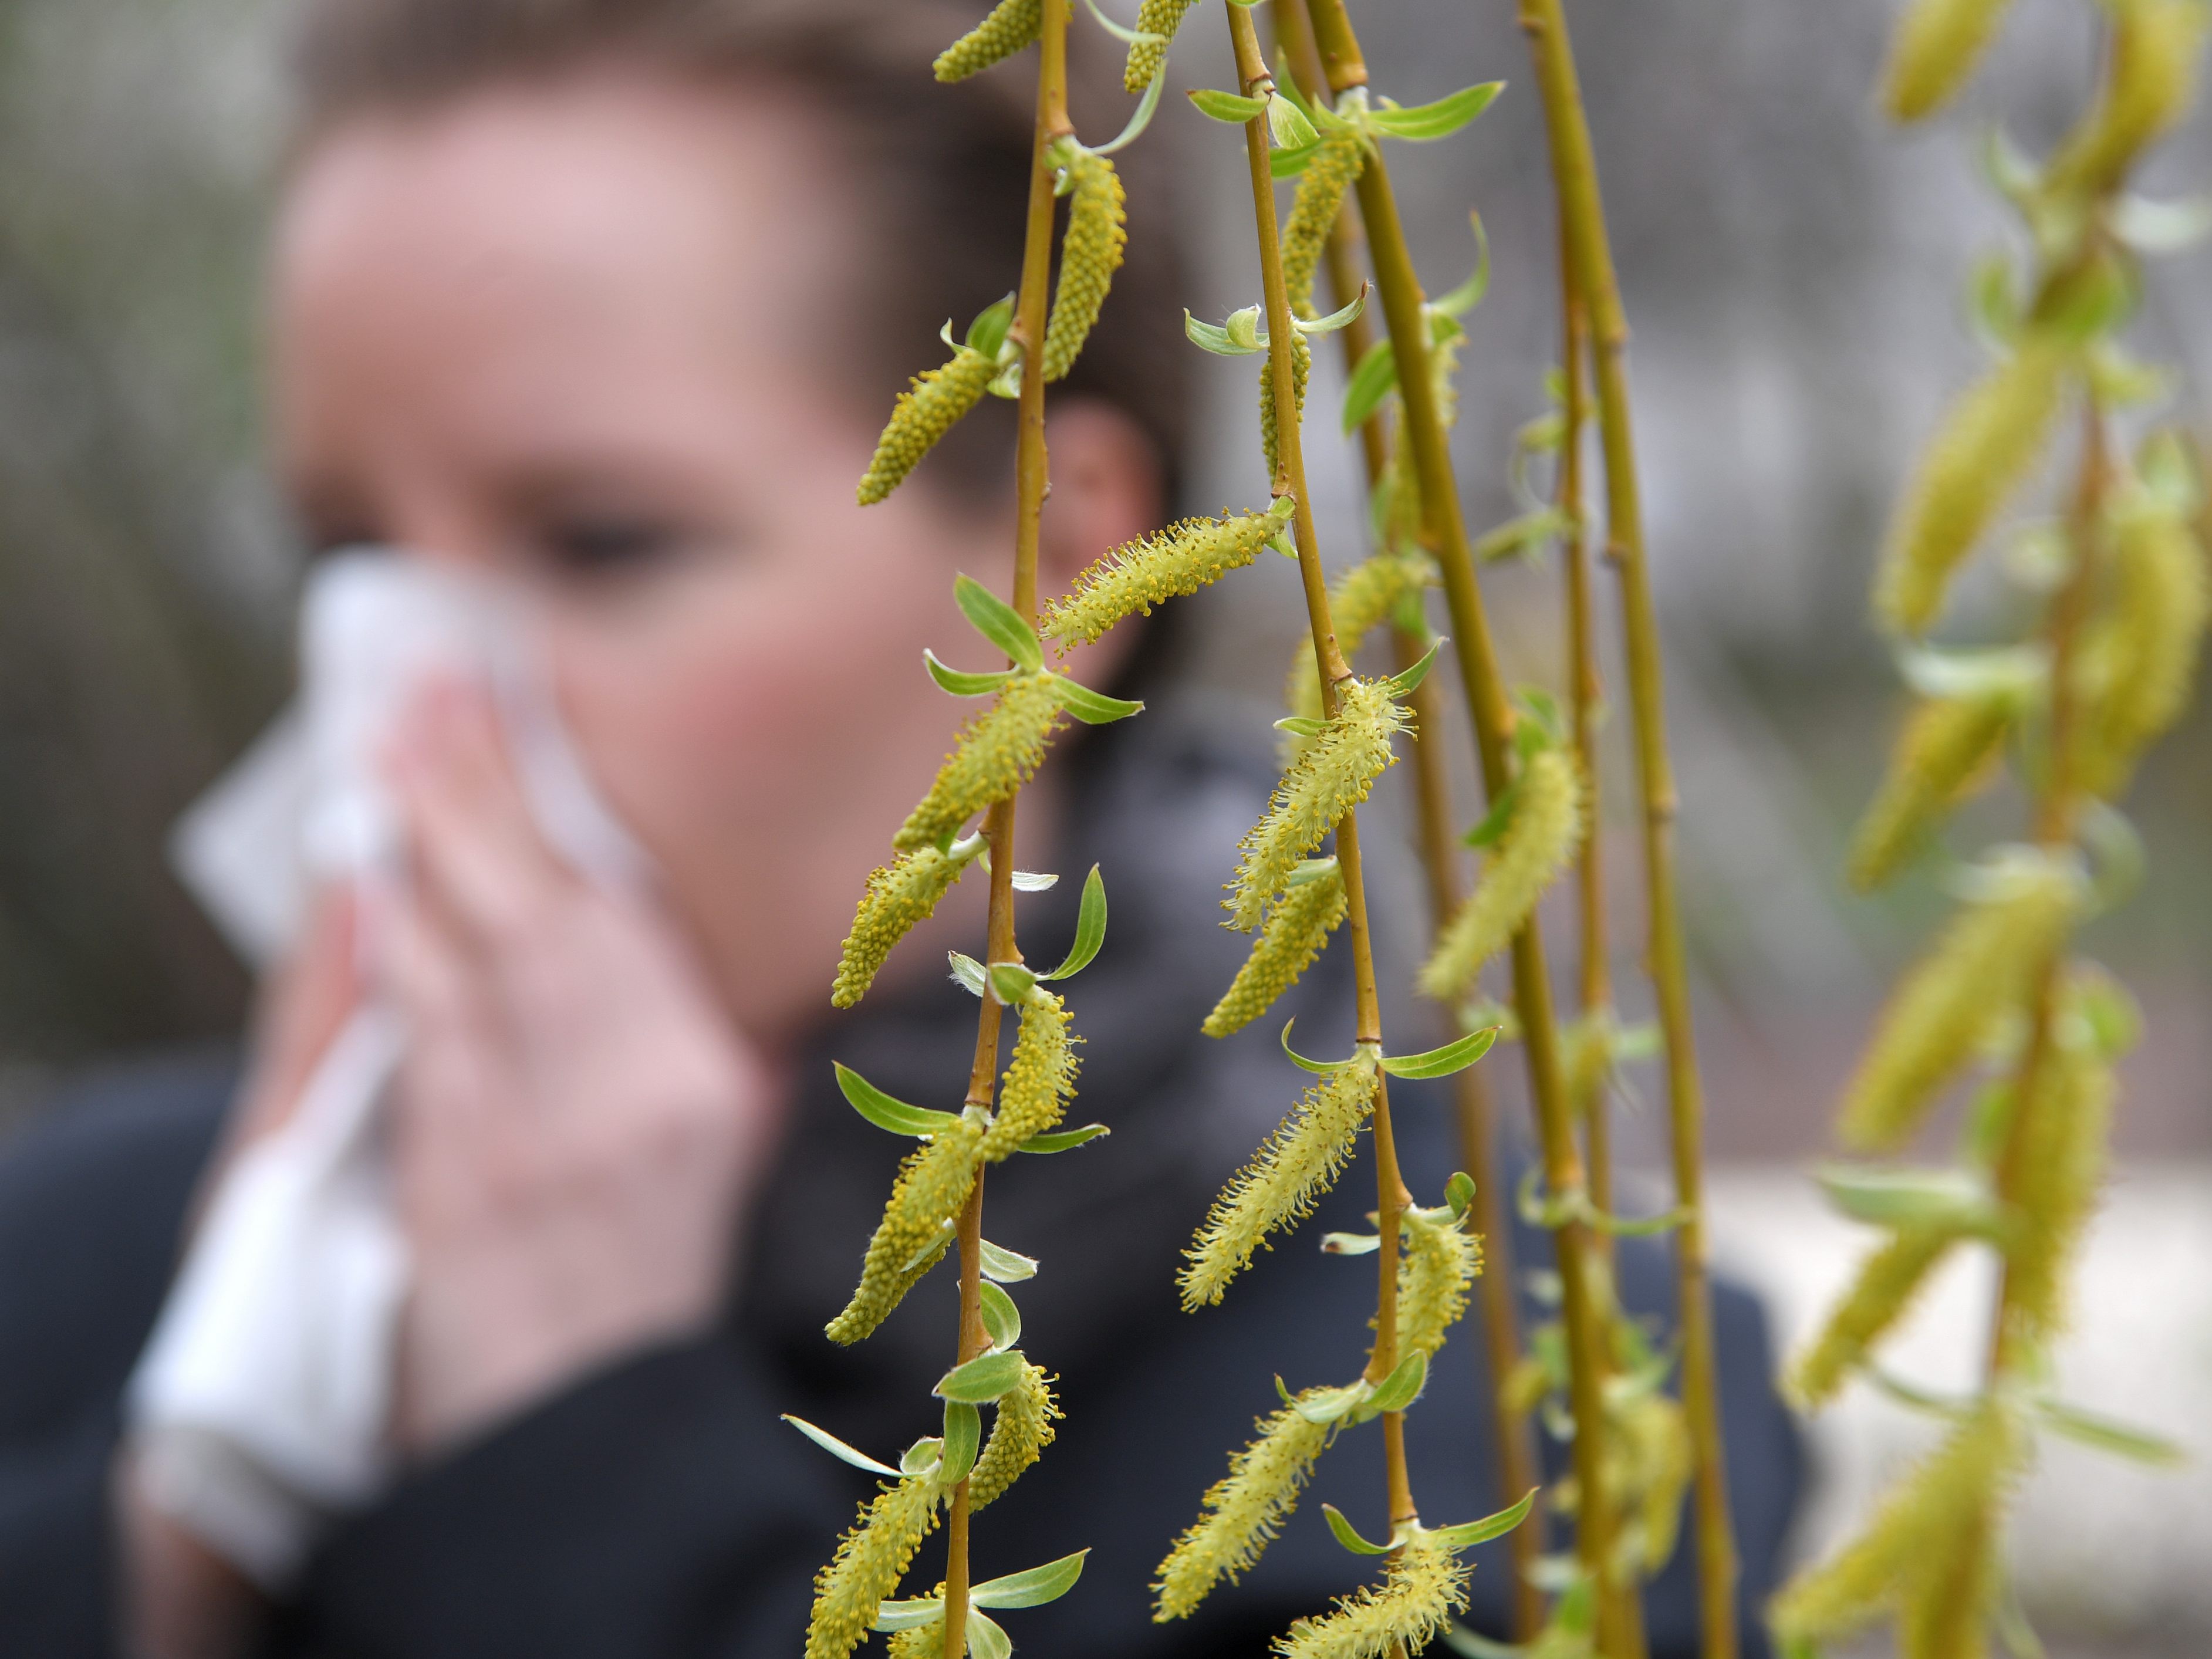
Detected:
left=288, top=0, right=1189, bottom=506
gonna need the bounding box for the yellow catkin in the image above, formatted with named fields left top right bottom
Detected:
left=1044, top=501, right=1294, bottom=650
left=1181, top=1055, right=1380, bottom=1307
left=858, top=347, right=999, bottom=506
left=826, top=1120, right=986, bottom=1345
left=833, top=844, right=974, bottom=1008
left=886, top=1624, right=941, bottom=1659
left=805, top=1475, right=943, bottom=1659
left=1838, top=857, right=2079, bottom=1153
left=2004, top=1036, right=2115, bottom=1346
left=1770, top=1404, right=2021, bottom=1648
left=1204, top=865, right=1349, bottom=1038
left=1228, top=679, right=1406, bottom=931
left=1897, top=1526, right=2000, bottom=1659
left=1418, top=748, right=1585, bottom=1003
left=1274, top=1529, right=1471, bottom=1659
left=1787, top=1226, right=1960, bottom=1410
left=969, top=1363, right=1060, bottom=1510
left=1122, top=0, right=1197, bottom=91
left=1042, top=148, right=1127, bottom=383
left=933, top=0, right=1041, bottom=81
left=894, top=671, right=1065, bottom=853
left=1153, top=1397, right=1334, bottom=1620
left=1880, top=0, right=2019, bottom=121
left=1281, top=128, right=1369, bottom=320
left=1282, top=550, right=1435, bottom=746
left=1609, top=1390, right=1693, bottom=1577
left=2046, top=0, right=2211, bottom=199
left=1562, top=1012, right=1613, bottom=1125
left=1260, top=325, right=1313, bottom=484
left=2075, top=496, right=2209, bottom=797
left=979, top=989, right=1079, bottom=1161
left=1875, top=339, right=2069, bottom=637
left=1848, top=692, right=2017, bottom=891
left=1397, top=1207, right=1481, bottom=1360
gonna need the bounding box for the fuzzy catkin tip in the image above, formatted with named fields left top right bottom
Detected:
left=2074, top=490, right=2209, bottom=798
left=1880, top=0, right=2019, bottom=120
left=1281, top=128, right=1368, bottom=321
left=1042, top=148, right=1127, bottom=383
left=980, top=989, right=1079, bottom=1161
left=2048, top=0, right=2211, bottom=198
left=1397, top=1207, right=1480, bottom=1360
left=1282, top=551, right=1434, bottom=754
left=859, top=347, right=998, bottom=506
left=1153, top=1398, right=1333, bottom=1620
left=1228, top=679, right=1406, bottom=931
left=1848, top=691, right=2017, bottom=891
left=1259, top=326, right=1312, bottom=484
left=1044, top=502, right=1291, bottom=650
left=1204, top=864, right=1348, bottom=1038
left=1272, top=1529, right=1471, bottom=1659
left=833, top=844, right=973, bottom=1008
left=1787, top=1226, right=1960, bottom=1410
left=1418, top=748, right=1585, bottom=1002
left=970, top=1361, right=1061, bottom=1509
left=1874, top=339, right=2068, bottom=637
left=1122, top=0, right=1197, bottom=91
left=934, top=0, right=1041, bottom=80
left=826, top=1120, right=985, bottom=1344
left=894, top=671, right=1065, bottom=854
left=805, top=1475, right=943, bottom=1659
left=1180, top=1055, right=1380, bottom=1308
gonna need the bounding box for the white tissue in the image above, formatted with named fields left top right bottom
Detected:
left=133, top=551, right=647, bottom=1587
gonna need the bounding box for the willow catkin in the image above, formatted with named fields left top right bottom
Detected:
left=826, top=1120, right=985, bottom=1344
left=1274, top=1529, right=1471, bottom=1659
left=2046, top=0, right=2211, bottom=199
left=1418, top=748, right=1585, bottom=1002
left=1280, top=127, right=1368, bottom=320
left=1396, top=1207, right=1480, bottom=1360
left=1122, top=0, right=1197, bottom=91
left=1562, top=1012, right=1614, bottom=1125
left=979, top=988, right=1078, bottom=1161
left=1044, top=499, right=1294, bottom=650
left=1042, top=148, right=1126, bottom=383
left=1181, top=1055, right=1380, bottom=1308
left=886, top=1622, right=941, bottom=1659
left=1787, top=1226, right=1961, bottom=1409
left=934, top=0, right=1041, bottom=81
left=2003, top=1035, right=2115, bottom=1346
left=1837, top=857, right=2079, bottom=1153
left=859, top=346, right=998, bottom=506
left=1228, top=679, right=1405, bottom=931
left=1282, top=551, right=1434, bottom=746
left=2075, top=494, right=2209, bottom=797
left=1880, top=0, right=2019, bottom=121
left=1769, top=1404, right=2022, bottom=1648
left=1848, top=692, right=2018, bottom=891
left=1875, top=339, right=2069, bottom=637
left=1204, top=864, right=1348, bottom=1038
left=894, top=671, right=1065, bottom=853
left=1897, top=1523, right=2001, bottom=1659
left=805, top=1474, right=943, bottom=1659
left=969, top=1361, right=1061, bottom=1509
left=833, top=844, right=973, bottom=1008
left=1610, top=1390, right=1694, bottom=1577
left=1260, top=325, right=1313, bottom=484
left=1153, top=1398, right=1333, bottom=1620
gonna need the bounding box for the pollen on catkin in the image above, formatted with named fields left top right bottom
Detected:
left=1180, top=1055, right=1380, bottom=1308
left=1205, top=864, right=1348, bottom=1038
left=1272, top=1529, right=1471, bottom=1659
left=1896, top=1524, right=2002, bottom=1659
left=1787, top=1226, right=1961, bottom=1409
left=886, top=1621, right=943, bottom=1659
left=1042, top=148, right=1126, bottom=383
left=1848, top=691, right=2018, bottom=891
left=1418, top=748, right=1585, bottom=1003
left=1122, top=0, right=1197, bottom=91
left=934, top=0, right=1041, bottom=81
left=1281, top=127, right=1368, bottom=320
left=826, top=1120, right=985, bottom=1345
left=1043, top=500, right=1294, bottom=650
left=1611, top=1391, right=1694, bottom=1577
left=979, top=989, right=1078, bottom=1161
left=2003, top=1032, right=2115, bottom=1347
left=1283, top=550, right=1435, bottom=749
left=1875, top=338, right=2069, bottom=637
left=833, top=844, right=975, bottom=1008
left=1228, top=679, right=1406, bottom=931
left=969, top=1361, right=1061, bottom=1509
left=2046, top=0, right=2211, bottom=198
left=1397, top=1207, right=1480, bottom=1360
left=1838, top=854, right=2079, bottom=1153
left=1153, top=1397, right=1334, bottom=1620
left=2075, top=493, right=2208, bottom=798
left=858, top=346, right=998, bottom=506
left=1880, top=0, right=2019, bottom=121
left=805, top=1474, right=943, bottom=1659
left=894, top=671, right=1066, bottom=853
left=1260, top=325, right=1312, bottom=484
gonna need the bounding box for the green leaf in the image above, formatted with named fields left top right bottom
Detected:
left=990, top=961, right=1041, bottom=1005
left=1018, top=1122, right=1110, bottom=1153
left=1092, top=70, right=1166, bottom=157
left=966, top=1609, right=1013, bottom=1659
left=949, top=951, right=989, bottom=998
left=1280, top=1019, right=1362, bottom=1076
left=1896, top=642, right=2046, bottom=702
left=2036, top=1398, right=2188, bottom=1466
left=782, top=1414, right=903, bottom=1478
left=936, top=1348, right=1031, bottom=1404
left=1383, top=637, right=1442, bottom=697
left=941, top=1400, right=982, bottom=1484
left=980, top=1239, right=1039, bottom=1282
left=1430, top=213, right=1492, bottom=317
left=1271, top=137, right=1321, bottom=178
left=1815, top=1163, right=2001, bottom=1234
left=1043, top=864, right=1108, bottom=979
left=1365, top=81, right=1504, bottom=141
left=1275, top=716, right=1329, bottom=738
left=1461, top=782, right=1519, bottom=850
left=955, top=574, right=1044, bottom=671
left=971, top=1548, right=1090, bottom=1609
left=1473, top=506, right=1569, bottom=565
left=1078, top=0, right=1163, bottom=47
left=1428, top=1486, right=1539, bottom=1551
left=1053, top=676, right=1146, bottom=725
left=979, top=1281, right=1022, bottom=1351
left=873, top=1597, right=947, bottom=1634
left=1444, top=1171, right=1477, bottom=1220
left=966, top=295, right=1016, bottom=359
left=1587, top=1204, right=1693, bottom=1238
left=1011, top=869, right=1059, bottom=892
left=1340, top=335, right=1399, bottom=434
left=1190, top=87, right=1269, bottom=124
left=1382, top=1025, right=1498, bottom=1080
left=1285, top=856, right=1339, bottom=887
left=1968, top=253, right=2020, bottom=349
left=1289, top=1378, right=1374, bottom=1423
left=1321, top=1503, right=1394, bottom=1556
left=1268, top=91, right=1320, bottom=150
left=1981, top=124, right=2039, bottom=208
left=835, top=1062, right=966, bottom=1138
left=1359, top=1349, right=1429, bottom=1417
left=924, top=649, right=1016, bottom=698
left=901, top=1435, right=945, bottom=1476
left=1321, top=1231, right=1383, bottom=1255
left=1295, top=286, right=1369, bottom=338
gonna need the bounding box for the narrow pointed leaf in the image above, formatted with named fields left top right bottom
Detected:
left=1279, top=1019, right=1360, bottom=1076
left=1267, top=92, right=1319, bottom=150
left=1365, top=81, right=1504, bottom=141
left=835, top=1062, right=965, bottom=1137
left=2036, top=1398, right=2188, bottom=1466
left=980, top=1239, right=1039, bottom=1282
left=873, top=1597, right=948, bottom=1634
left=781, top=1414, right=902, bottom=1478
left=1271, top=137, right=1321, bottom=177
left=1053, top=676, right=1145, bottom=725
left=1078, top=0, right=1161, bottom=46
left=965, top=296, right=1016, bottom=359
left=1359, top=1349, right=1429, bottom=1417
left=941, top=1400, right=982, bottom=1484
left=1383, top=637, right=1443, bottom=697
left=950, top=951, right=989, bottom=998
left=1275, top=715, right=1329, bottom=738
left=924, top=650, right=1016, bottom=698
left=1429, top=1487, right=1540, bottom=1551
left=1286, top=856, right=1339, bottom=887
left=1430, top=214, right=1492, bottom=317
left=1445, top=1171, right=1477, bottom=1220
left=1092, top=70, right=1165, bottom=157
left=1018, top=1122, right=1111, bottom=1153
left=1321, top=1231, right=1383, bottom=1255
left=1340, top=336, right=1399, bottom=434
left=989, top=961, right=1039, bottom=1004
left=1186, top=309, right=1261, bottom=356
left=936, top=1348, right=1031, bottom=1404
left=978, top=1281, right=1022, bottom=1351
left=1289, top=1378, right=1374, bottom=1424
left=901, top=1436, right=945, bottom=1476
left=971, top=1548, right=1090, bottom=1609
left=1190, top=87, right=1269, bottom=124
left=966, top=1609, right=1013, bottom=1659
left=1381, top=1025, right=1498, bottom=1080
left=1296, top=286, right=1369, bottom=337
left=1011, top=869, right=1060, bottom=891
left=1461, top=780, right=1519, bottom=850
left=955, top=573, right=1043, bottom=671
left=1321, top=1503, right=1394, bottom=1556
left=1043, top=864, right=1107, bottom=979
left=1816, top=1163, right=2002, bottom=1232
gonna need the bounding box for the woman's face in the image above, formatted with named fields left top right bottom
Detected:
left=272, top=70, right=1154, bottom=1046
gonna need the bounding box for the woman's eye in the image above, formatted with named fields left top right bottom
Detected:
left=541, top=515, right=685, bottom=576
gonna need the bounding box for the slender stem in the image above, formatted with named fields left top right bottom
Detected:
left=1298, top=0, right=1619, bottom=1633
left=942, top=10, right=1070, bottom=1653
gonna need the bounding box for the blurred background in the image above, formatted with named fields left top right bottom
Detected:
left=0, top=0, right=2202, bottom=1651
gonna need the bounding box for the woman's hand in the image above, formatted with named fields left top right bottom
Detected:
left=378, top=680, right=783, bottom=1457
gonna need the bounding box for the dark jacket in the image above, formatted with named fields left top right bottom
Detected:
left=0, top=709, right=1802, bottom=1658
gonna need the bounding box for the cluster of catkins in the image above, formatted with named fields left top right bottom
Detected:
left=1772, top=0, right=2209, bottom=1653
